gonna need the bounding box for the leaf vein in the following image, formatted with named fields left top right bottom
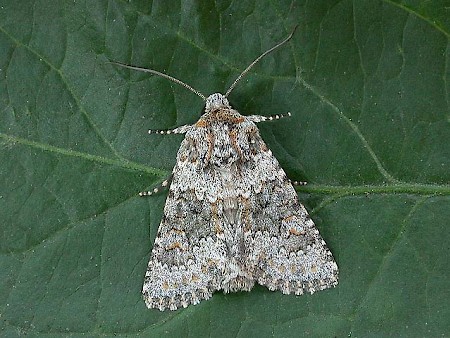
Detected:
left=0, top=132, right=167, bottom=177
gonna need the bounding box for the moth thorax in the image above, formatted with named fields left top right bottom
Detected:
left=205, top=93, right=230, bottom=112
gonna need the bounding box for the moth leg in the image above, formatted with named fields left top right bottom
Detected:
left=247, top=112, right=291, bottom=123
left=290, top=179, right=307, bottom=186
left=139, top=175, right=173, bottom=197
left=148, top=124, right=193, bottom=135
left=247, top=112, right=304, bottom=186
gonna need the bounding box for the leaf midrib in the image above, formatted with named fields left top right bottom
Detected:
left=1, top=132, right=448, bottom=199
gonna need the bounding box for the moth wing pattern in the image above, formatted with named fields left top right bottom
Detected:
left=142, top=109, right=338, bottom=311
left=228, top=122, right=338, bottom=295
left=247, top=148, right=338, bottom=295
left=142, top=128, right=227, bottom=311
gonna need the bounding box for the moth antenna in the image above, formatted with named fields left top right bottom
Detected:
left=225, top=25, right=298, bottom=97
left=109, top=61, right=207, bottom=100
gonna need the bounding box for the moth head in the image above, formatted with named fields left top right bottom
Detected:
left=205, top=93, right=231, bottom=112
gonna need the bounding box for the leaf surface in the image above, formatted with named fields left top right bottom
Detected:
left=0, top=0, right=449, bottom=337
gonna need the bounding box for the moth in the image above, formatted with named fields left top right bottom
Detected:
left=112, top=27, right=338, bottom=311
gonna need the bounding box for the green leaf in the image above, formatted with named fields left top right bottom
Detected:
left=1, top=0, right=449, bottom=337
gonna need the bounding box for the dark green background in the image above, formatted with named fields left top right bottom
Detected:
left=1, top=0, right=449, bottom=337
